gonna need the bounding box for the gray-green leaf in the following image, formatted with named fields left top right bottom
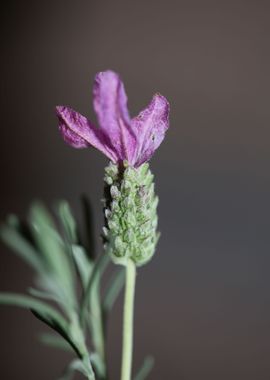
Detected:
left=103, top=268, right=125, bottom=313
left=72, top=245, right=93, bottom=289
left=29, top=202, right=76, bottom=308
left=133, top=356, right=154, bottom=380
left=0, top=224, right=43, bottom=273
left=39, top=333, right=73, bottom=352
left=58, top=358, right=95, bottom=380
left=56, top=200, right=77, bottom=244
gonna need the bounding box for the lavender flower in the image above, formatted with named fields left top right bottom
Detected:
left=0, top=71, right=170, bottom=380
left=56, top=70, right=169, bottom=167
left=56, top=71, right=170, bottom=268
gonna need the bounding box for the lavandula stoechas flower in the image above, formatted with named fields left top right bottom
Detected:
left=56, top=71, right=169, bottom=265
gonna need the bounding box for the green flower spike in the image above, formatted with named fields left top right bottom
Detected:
left=103, top=161, right=160, bottom=267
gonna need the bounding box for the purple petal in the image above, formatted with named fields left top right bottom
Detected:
left=132, top=94, right=170, bottom=166
left=56, top=106, right=117, bottom=162
left=93, top=71, right=137, bottom=164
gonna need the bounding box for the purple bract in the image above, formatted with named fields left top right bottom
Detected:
left=56, top=70, right=169, bottom=167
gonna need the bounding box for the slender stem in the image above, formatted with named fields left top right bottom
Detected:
left=121, top=259, right=136, bottom=380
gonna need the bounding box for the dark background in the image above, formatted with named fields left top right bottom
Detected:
left=1, top=1, right=270, bottom=379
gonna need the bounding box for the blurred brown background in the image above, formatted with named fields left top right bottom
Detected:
left=1, top=1, right=270, bottom=379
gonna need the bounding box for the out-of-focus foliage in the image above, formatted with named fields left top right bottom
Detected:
left=0, top=199, right=129, bottom=380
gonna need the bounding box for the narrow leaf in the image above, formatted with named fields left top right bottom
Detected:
left=103, top=268, right=125, bottom=313
left=29, top=202, right=76, bottom=307
left=0, top=292, right=84, bottom=358
left=31, top=309, right=82, bottom=359
left=28, top=287, right=66, bottom=308
left=72, top=244, right=93, bottom=289
left=56, top=200, right=77, bottom=244
left=58, top=359, right=95, bottom=380
left=80, top=253, right=109, bottom=322
left=34, top=274, right=75, bottom=317
left=0, top=293, right=67, bottom=326
left=90, top=353, right=106, bottom=379
left=133, top=356, right=155, bottom=380
left=39, top=333, right=73, bottom=352
left=0, top=224, right=43, bottom=273
left=80, top=253, right=109, bottom=364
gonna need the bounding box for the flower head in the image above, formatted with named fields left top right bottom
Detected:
left=103, top=161, right=159, bottom=266
left=56, top=70, right=169, bottom=167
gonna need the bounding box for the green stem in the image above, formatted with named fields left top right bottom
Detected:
left=121, top=259, right=136, bottom=380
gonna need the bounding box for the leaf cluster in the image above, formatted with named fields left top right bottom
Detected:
left=0, top=198, right=153, bottom=380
